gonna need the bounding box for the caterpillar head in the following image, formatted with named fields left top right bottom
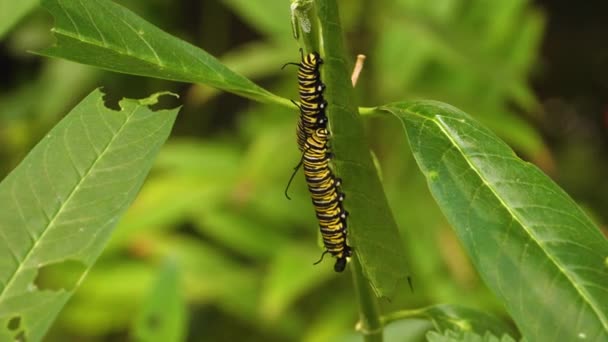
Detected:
left=311, top=51, right=323, bottom=65
left=334, top=257, right=347, bottom=272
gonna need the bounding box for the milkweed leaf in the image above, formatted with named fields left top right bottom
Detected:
left=313, top=0, right=411, bottom=297
left=382, top=100, right=608, bottom=341
left=426, top=330, right=517, bottom=342
left=39, top=0, right=289, bottom=107
left=0, top=89, right=179, bottom=341
left=384, top=304, right=517, bottom=338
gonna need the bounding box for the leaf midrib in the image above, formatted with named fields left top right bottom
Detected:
left=398, top=106, right=608, bottom=332
left=0, top=105, right=136, bottom=301
left=52, top=28, right=166, bottom=70
left=49, top=29, right=287, bottom=106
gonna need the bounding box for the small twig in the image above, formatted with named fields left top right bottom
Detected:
left=351, top=54, right=367, bottom=87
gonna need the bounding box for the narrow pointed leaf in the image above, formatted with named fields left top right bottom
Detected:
left=312, top=0, right=410, bottom=297
left=382, top=100, right=608, bottom=341
left=39, top=0, right=289, bottom=106
left=0, top=89, right=179, bottom=341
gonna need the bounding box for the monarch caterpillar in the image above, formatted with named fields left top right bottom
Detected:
left=284, top=51, right=352, bottom=272
left=282, top=51, right=327, bottom=152
left=303, top=127, right=352, bottom=272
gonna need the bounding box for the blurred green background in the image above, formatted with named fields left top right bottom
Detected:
left=1, top=0, right=607, bottom=341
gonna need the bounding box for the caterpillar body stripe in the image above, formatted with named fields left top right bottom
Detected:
left=284, top=51, right=352, bottom=272
left=302, top=127, right=351, bottom=272
left=292, top=52, right=327, bottom=152
left=297, top=52, right=352, bottom=272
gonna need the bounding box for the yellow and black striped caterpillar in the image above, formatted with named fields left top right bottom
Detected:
left=283, top=52, right=327, bottom=151
left=285, top=51, right=352, bottom=272
left=303, top=127, right=351, bottom=272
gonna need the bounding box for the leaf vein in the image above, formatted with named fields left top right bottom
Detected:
left=429, top=115, right=608, bottom=331
left=0, top=102, right=138, bottom=301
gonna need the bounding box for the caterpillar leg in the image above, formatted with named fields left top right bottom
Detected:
left=313, top=250, right=330, bottom=265
left=284, top=152, right=305, bottom=200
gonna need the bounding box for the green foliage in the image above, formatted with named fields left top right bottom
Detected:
left=53, top=109, right=352, bottom=341
left=39, top=0, right=288, bottom=106
left=41, top=0, right=412, bottom=299
left=384, top=304, right=517, bottom=338
left=0, top=0, right=38, bottom=38
left=313, top=0, right=411, bottom=298
left=219, top=0, right=293, bottom=41
left=2, top=0, right=606, bottom=341
left=382, top=100, right=608, bottom=340
left=131, top=262, right=187, bottom=342
left=426, top=330, right=517, bottom=342
left=373, top=0, right=545, bottom=157
left=0, top=89, right=178, bottom=341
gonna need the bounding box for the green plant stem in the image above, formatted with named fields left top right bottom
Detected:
left=381, top=308, right=427, bottom=326
left=351, top=256, right=383, bottom=342
left=358, top=106, right=378, bottom=116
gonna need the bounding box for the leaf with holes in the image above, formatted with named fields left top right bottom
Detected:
left=0, top=89, right=179, bottom=341
left=381, top=100, right=608, bottom=341
left=39, top=0, right=288, bottom=106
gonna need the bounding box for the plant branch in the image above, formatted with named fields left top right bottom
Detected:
left=352, top=256, right=383, bottom=342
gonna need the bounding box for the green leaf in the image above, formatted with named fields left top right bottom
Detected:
left=382, top=100, right=608, bottom=341
left=314, top=0, right=411, bottom=297
left=131, top=262, right=187, bottom=342
left=378, top=319, right=434, bottom=342
left=189, top=42, right=296, bottom=103
left=39, top=0, right=289, bottom=107
left=422, top=305, right=514, bottom=337
left=0, top=0, right=38, bottom=39
left=0, top=89, right=178, bottom=341
left=426, top=330, right=517, bottom=342
left=384, top=304, right=516, bottom=338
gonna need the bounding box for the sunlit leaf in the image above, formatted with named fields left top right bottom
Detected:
left=0, top=89, right=179, bottom=341
left=39, top=0, right=289, bottom=107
